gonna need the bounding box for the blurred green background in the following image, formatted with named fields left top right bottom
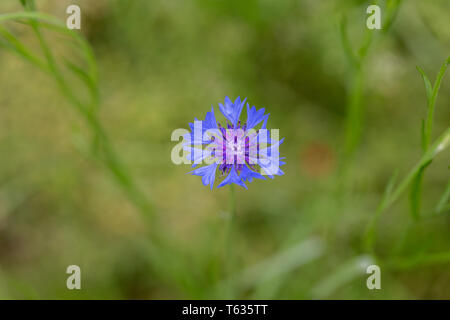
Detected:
left=0, top=0, right=449, bottom=299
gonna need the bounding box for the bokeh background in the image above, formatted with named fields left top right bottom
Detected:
left=0, top=0, right=449, bottom=299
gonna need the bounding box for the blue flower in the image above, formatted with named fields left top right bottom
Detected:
left=185, top=96, right=285, bottom=189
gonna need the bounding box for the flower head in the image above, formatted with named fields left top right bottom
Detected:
left=184, top=97, right=285, bottom=189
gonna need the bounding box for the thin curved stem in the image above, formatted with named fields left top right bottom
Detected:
left=0, top=7, right=154, bottom=222
left=225, top=184, right=237, bottom=297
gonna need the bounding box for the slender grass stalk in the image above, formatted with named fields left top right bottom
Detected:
left=0, top=24, right=48, bottom=73
left=1, top=4, right=210, bottom=298
left=311, top=255, right=375, bottom=299
left=340, top=1, right=402, bottom=166
left=363, top=171, right=398, bottom=252
left=385, top=250, right=450, bottom=270
left=336, top=0, right=403, bottom=239
left=340, top=18, right=369, bottom=163
left=225, top=184, right=237, bottom=297
left=434, top=180, right=450, bottom=215
left=0, top=6, right=155, bottom=222
left=364, top=127, right=450, bottom=252
left=0, top=5, right=197, bottom=298
left=229, top=184, right=236, bottom=221
left=422, top=59, right=450, bottom=150
left=227, top=184, right=236, bottom=251
left=409, top=58, right=450, bottom=220
left=364, top=55, right=450, bottom=253
left=409, top=160, right=432, bottom=220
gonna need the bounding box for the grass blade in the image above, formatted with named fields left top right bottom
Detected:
left=409, top=160, right=432, bottom=220
left=0, top=25, right=48, bottom=72
left=387, top=251, right=450, bottom=270
left=434, top=180, right=450, bottom=215
left=365, top=127, right=450, bottom=252
left=416, top=66, right=433, bottom=103
left=0, top=9, right=155, bottom=222
left=311, top=255, right=375, bottom=298
left=424, top=57, right=450, bottom=150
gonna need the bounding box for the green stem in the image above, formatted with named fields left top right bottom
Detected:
left=424, top=57, right=450, bottom=150
left=229, top=184, right=236, bottom=222
left=7, top=4, right=155, bottom=222
left=340, top=1, right=402, bottom=166
left=435, top=180, right=450, bottom=215
left=385, top=250, right=450, bottom=270
left=364, top=127, right=450, bottom=252
left=343, top=67, right=364, bottom=161
left=225, top=184, right=237, bottom=298
left=409, top=57, right=450, bottom=220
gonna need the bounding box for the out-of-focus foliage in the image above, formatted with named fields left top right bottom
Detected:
left=0, top=0, right=449, bottom=299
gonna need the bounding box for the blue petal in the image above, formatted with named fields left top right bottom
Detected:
left=258, top=156, right=285, bottom=179
left=218, top=165, right=247, bottom=189
left=240, top=165, right=266, bottom=182
left=185, top=107, right=218, bottom=146
left=219, top=101, right=234, bottom=124
left=233, top=97, right=246, bottom=126
left=225, top=96, right=233, bottom=109
left=189, top=162, right=218, bottom=190
left=261, top=116, right=268, bottom=129
left=183, top=146, right=212, bottom=168
left=204, top=106, right=218, bottom=130
left=246, top=103, right=269, bottom=130
left=219, top=96, right=247, bottom=126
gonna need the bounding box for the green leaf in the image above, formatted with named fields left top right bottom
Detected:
left=339, top=16, right=358, bottom=68
left=409, top=160, right=432, bottom=220
left=387, top=251, right=450, bottom=270
left=423, top=57, right=450, bottom=150
left=19, top=0, right=35, bottom=10
left=421, top=119, right=426, bottom=152
left=0, top=10, right=154, bottom=222
left=63, top=58, right=99, bottom=108
left=416, top=66, right=432, bottom=103
left=383, top=0, right=403, bottom=32
left=391, top=128, right=450, bottom=204
left=0, top=12, right=98, bottom=84
left=0, top=25, right=48, bottom=72
left=364, top=127, right=450, bottom=251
